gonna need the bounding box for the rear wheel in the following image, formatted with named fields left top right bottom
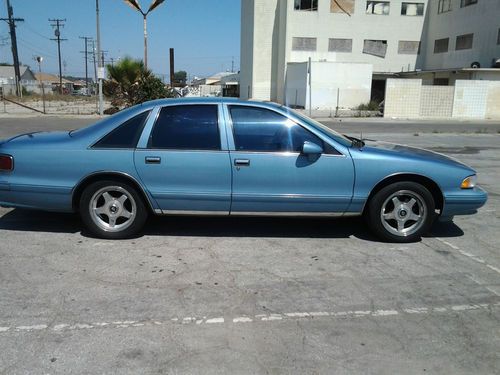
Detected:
left=366, top=182, right=435, bottom=243
left=79, top=180, right=148, bottom=239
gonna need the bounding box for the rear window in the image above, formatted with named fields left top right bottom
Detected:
left=93, top=110, right=151, bottom=149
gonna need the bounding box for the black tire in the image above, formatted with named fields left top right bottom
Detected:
left=365, top=182, right=435, bottom=243
left=79, top=180, right=148, bottom=239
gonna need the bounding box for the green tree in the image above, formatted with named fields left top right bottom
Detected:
left=104, top=56, right=173, bottom=108
left=173, top=70, right=187, bottom=86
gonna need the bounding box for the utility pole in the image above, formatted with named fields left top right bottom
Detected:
left=96, top=0, right=103, bottom=115
left=1, top=0, right=24, bottom=97
left=35, top=56, right=46, bottom=113
left=169, top=48, right=175, bottom=87
left=231, top=56, right=234, bottom=73
left=79, top=36, right=92, bottom=91
left=49, top=18, right=67, bottom=95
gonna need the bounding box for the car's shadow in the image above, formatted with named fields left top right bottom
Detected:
left=0, top=209, right=464, bottom=242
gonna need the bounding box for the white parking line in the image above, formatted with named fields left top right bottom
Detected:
left=435, top=237, right=500, bottom=275
left=1, top=301, right=499, bottom=335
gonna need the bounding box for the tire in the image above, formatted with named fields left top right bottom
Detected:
left=365, top=182, right=435, bottom=243
left=79, top=180, right=148, bottom=239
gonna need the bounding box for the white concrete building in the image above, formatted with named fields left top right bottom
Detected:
left=240, top=0, right=500, bottom=109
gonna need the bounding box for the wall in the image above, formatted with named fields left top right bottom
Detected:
left=385, top=78, right=500, bottom=119
left=423, top=0, right=500, bottom=70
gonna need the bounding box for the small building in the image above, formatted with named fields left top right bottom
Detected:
left=0, top=65, right=38, bottom=95
left=34, top=73, right=74, bottom=94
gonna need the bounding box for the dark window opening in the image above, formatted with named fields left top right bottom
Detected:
left=460, top=0, right=478, bottom=8
left=401, top=2, right=424, bottom=16
left=295, top=0, right=318, bottom=11
left=366, top=1, right=390, bottom=15
left=93, top=110, right=150, bottom=149
left=363, top=40, right=388, bottom=58
left=149, top=105, right=220, bottom=150
left=433, top=78, right=450, bottom=86
left=434, top=38, right=449, bottom=53
left=456, top=33, right=474, bottom=50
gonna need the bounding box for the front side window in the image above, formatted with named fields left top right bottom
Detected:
left=401, top=2, right=424, bottom=16
left=93, top=110, right=150, bottom=149
left=434, top=38, right=449, bottom=53
left=456, top=33, right=474, bottom=50
left=292, top=37, right=317, bottom=51
left=366, top=1, right=390, bottom=15
left=438, top=0, right=452, bottom=13
left=229, top=106, right=336, bottom=154
left=460, top=0, right=478, bottom=7
left=294, top=0, right=318, bottom=11
left=149, top=105, right=220, bottom=150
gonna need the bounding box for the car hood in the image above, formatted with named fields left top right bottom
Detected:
left=361, top=140, right=473, bottom=171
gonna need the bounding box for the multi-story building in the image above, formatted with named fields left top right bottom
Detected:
left=240, top=0, right=500, bottom=109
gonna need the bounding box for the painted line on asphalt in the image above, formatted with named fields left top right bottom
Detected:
left=435, top=237, right=500, bottom=275
left=1, top=301, right=499, bottom=335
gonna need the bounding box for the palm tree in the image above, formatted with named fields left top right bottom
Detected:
left=123, top=0, right=166, bottom=69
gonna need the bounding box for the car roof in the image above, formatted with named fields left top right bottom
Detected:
left=141, top=97, right=283, bottom=110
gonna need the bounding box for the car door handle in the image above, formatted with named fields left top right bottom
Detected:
left=145, top=156, right=161, bottom=164
left=234, top=159, right=250, bottom=167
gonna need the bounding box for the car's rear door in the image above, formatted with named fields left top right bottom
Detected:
left=225, top=104, right=355, bottom=214
left=134, top=103, right=232, bottom=214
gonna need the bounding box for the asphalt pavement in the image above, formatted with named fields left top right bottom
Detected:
left=0, top=116, right=499, bottom=374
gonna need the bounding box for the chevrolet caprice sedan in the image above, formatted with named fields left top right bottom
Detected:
left=0, top=98, right=487, bottom=242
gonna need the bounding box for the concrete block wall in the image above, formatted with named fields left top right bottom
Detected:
left=385, top=79, right=500, bottom=120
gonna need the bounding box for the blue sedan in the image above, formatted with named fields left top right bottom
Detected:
left=0, top=98, right=487, bottom=242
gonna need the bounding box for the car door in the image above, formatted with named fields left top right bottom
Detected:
left=134, top=103, right=232, bottom=213
left=226, top=104, right=355, bottom=214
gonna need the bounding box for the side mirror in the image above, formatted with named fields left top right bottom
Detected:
left=302, top=141, right=323, bottom=155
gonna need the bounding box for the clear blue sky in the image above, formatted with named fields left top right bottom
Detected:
left=0, top=0, right=241, bottom=80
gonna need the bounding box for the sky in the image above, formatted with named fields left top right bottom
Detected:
left=0, top=0, right=241, bottom=80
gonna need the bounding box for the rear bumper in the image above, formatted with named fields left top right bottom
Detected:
left=0, top=182, right=73, bottom=212
left=442, top=186, right=488, bottom=216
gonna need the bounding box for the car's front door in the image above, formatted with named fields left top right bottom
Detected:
left=134, top=104, right=232, bottom=213
left=226, top=105, right=355, bottom=214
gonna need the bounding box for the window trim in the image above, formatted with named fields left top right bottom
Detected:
left=145, top=104, right=223, bottom=151
left=90, top=109, right=152, bottom=150
left=225, top=103, right=344, bottom=156
left=438, top=0, right=452, bottom=14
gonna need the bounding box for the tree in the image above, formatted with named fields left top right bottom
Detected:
left=103, top=56, right=173, bottom=108
left=173, top=70, right=187, bottom=86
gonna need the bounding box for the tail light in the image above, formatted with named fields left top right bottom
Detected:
left=0, top=154, right=13, bottom=171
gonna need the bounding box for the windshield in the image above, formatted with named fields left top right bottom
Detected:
left=284, top=108, right=353, bottom=147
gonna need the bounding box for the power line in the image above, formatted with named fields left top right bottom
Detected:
left=49, top=18, right=67, bottom=94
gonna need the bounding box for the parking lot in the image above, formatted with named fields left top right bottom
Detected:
left=0, top=117, right=499, bottom=374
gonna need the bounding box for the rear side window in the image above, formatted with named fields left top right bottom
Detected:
left=149, top=105, right=220, bottom=150
left=229, top=106, right=339, bottom=154
left=93, top=110, right=150, bottom=149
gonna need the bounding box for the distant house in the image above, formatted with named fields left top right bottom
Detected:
left=0, top=65, right=38, bottom=95
left=34, top=73, right=75, bottom=94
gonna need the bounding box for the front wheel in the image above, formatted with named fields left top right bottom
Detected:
left=79, top=180, right=148, bottom=239
left=366, top=182, right=435, bottom=243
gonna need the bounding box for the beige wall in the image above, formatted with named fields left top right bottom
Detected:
left=385, top=78, right=500, bottom=119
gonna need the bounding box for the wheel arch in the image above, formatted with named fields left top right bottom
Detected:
left=72, top=172, right=156, bottom=214
left=363, top=173, right=444, bottom=215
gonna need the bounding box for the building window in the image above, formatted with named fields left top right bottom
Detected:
left=294, top=0, right=318, bottom=11
left=460, top=0, right=478, bottom=7
left=292, top=37, right=317, bottom=51
left=398, top=41, right=420, bottom=55
left=328, top=38, right=353, bottom=52
left=497, top=28, right=500, bottom=45
left=438, top=0, right=452, bottom=13
left=433, top=78, right=449, bottom=86
left=434, top=38, right=449, bottom=53
left=401, top=2, right=424, bottom=16
left=331, top=0, right=355, bottom=14
left=366, top=1, right=390, bottom=15
left=363, top=39, right=387, bottom=58
left=456, top=33, right=474, bottom=50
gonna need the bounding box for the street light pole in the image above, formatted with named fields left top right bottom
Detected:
left=96, top=0, right=103, bottom=115
left=36, top=56, right=46, bottom=114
